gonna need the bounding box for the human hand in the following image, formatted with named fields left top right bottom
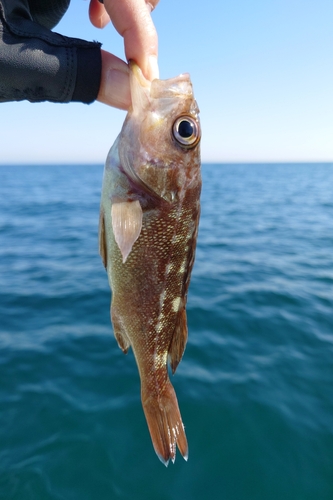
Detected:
left=89, top=0, right=159, bottom=109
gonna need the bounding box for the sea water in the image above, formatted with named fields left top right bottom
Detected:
left=0, top=163, right=332, bottom=499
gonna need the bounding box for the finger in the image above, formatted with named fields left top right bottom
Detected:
left=89, top=0, right=110, bottom=29
left=97, top=50, right=131, bottom=110
left=104, top=0, right=159, bottom=81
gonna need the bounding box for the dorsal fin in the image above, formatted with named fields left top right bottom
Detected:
left=98, top=208, right=107, bottom=269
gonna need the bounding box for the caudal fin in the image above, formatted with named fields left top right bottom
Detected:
left=142, top=380, right=188, bottom=466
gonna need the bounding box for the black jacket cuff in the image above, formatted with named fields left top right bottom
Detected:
left=72, top=46, right=102, bottom=104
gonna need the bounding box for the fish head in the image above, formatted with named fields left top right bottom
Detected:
left=118, top=62, right=201, bottom=204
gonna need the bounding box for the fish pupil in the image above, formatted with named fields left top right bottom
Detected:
left=178, top=120, right=194, bottom=138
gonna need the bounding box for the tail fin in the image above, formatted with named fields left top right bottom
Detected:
left=141, top=380, right=188, bottom=466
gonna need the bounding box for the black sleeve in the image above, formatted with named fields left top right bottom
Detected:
left=0, top=0, right=102, bottom=104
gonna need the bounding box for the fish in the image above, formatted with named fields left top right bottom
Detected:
left=98, top=61, right=201, bottom=466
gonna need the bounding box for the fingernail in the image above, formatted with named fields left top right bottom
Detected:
left=106, top=68, right=131, bottom=110
left=148, top=55, right=159, bottom=80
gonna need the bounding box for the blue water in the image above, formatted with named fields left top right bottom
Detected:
left=0, top=163, right=333, bottom=499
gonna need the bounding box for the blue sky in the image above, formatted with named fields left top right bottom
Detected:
left=1, top=0, right=333, bottom=164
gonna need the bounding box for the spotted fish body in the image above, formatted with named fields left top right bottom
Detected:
left=99, top=62, right=201, bottom=465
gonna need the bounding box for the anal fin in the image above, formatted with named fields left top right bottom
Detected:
left=111, top=304, right=131, bottom=354
left=168, top=308, right=188, bottom=374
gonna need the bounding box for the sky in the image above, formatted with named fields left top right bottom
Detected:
left=1, top=0, right=333, bottom=164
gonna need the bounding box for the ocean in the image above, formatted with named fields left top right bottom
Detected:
left=0, top=163, right=332, bottom=499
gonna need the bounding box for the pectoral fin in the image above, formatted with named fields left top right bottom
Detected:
left=99, top=209, right=107, bottom=269
left=111, top=200, right=143, bottom=263
left=168, top=307, right=188, bottom=374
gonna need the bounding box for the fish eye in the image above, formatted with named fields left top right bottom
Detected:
left=172, top=116, right=200, bottom=148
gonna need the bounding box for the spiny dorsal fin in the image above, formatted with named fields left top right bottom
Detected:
left=98, top=209, right=107, bottom=269
left=111, top=200, right=143, bottom=263
left=168, top=307, right=188, bottom=374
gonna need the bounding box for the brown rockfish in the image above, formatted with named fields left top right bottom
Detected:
left=99, top=62, right=201, bottom=465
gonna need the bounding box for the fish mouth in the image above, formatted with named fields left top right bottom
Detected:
left=129, top=60, right=152, bottom=88
left=129, top=60, right=193, bottom=104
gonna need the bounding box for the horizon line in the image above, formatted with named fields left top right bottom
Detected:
left=1, top=160, right=333, bottom=167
